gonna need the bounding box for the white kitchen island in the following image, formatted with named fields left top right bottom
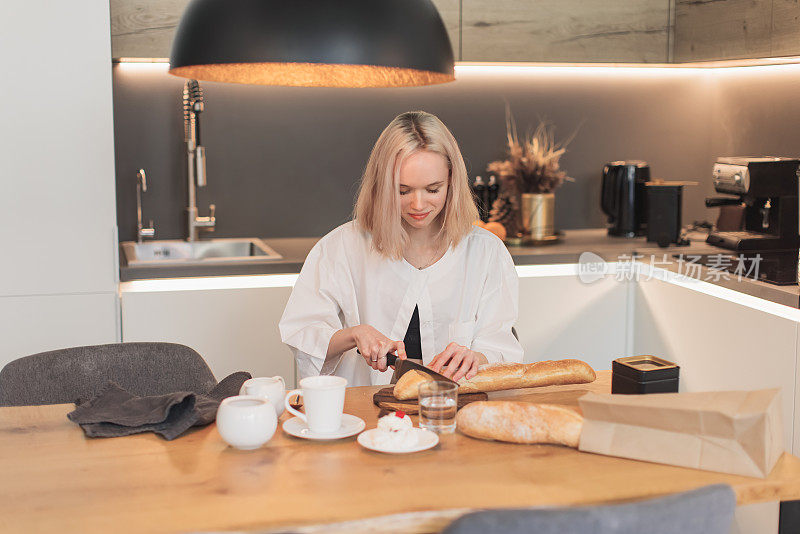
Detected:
left=119, top=257, right=800, bottom=533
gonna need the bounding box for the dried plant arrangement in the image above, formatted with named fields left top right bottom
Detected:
left=487, top=106, right=576, bottom=194
left=486, top=107, right=578, bottom=240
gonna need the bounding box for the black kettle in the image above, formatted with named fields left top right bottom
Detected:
left=601, top=161, right=651, bottom=237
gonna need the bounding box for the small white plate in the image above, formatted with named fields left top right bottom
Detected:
left=282, top=414, right=365, bottom=440
left=357, top=427, right=439, bottom=454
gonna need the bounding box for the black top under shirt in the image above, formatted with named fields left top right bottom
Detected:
left=403, top=305, right=423, bottom=360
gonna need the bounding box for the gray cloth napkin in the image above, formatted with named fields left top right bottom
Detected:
left=67, top=371, right=251, bottom=440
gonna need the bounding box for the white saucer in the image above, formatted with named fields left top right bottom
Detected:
left=357, top=427, right=439, bottom=454
left=282, top=414, right=365, bottom=440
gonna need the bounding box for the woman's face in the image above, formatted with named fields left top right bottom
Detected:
left=398, top=150, right=449, bottom=231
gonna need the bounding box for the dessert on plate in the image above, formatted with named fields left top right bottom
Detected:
left=371, top=411, right=417, bottom=449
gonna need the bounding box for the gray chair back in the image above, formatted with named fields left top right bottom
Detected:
left=443, top=484, right=736, bottom=534
left=0, top=342, right=217, bottom=406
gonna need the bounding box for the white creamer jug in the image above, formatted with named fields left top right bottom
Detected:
left=239, top=376, right=286, bottom=417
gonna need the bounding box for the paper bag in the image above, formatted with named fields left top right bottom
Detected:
left=578, top=389, right=783, bottom=478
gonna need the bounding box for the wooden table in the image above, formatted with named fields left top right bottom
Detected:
left=2, top=371, right=800, bottom=533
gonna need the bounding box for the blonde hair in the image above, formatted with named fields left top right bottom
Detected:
left=354, top=111, right=478, bottom=259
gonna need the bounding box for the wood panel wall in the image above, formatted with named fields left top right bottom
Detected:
left=772, top=0, right=800, bottom=57
left=110, top=0, right=188, bottom=59
left=461, top=0, right=673, bottom=63
left=110, top=1, right=800, bottom=64
left=674, top=0, right=800, bottom=62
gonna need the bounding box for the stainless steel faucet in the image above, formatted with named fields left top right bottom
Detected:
left=184, top=80, right=215, bottom=241
left=136, top=168, right=155, bottom=243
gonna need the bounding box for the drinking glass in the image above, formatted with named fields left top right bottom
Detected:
left=418, top=381, right=458, bottom=433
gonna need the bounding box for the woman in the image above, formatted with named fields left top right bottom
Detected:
left=279, top=111, right=523, bottom=387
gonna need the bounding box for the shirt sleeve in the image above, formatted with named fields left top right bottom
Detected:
left=470, top=241, right=524, bottom=364
left=278, top=236, right=345, bottom=376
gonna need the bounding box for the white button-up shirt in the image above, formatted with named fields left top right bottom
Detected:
left=279, top=221, right=523, bottom=386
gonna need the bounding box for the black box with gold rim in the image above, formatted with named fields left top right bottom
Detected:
left=611, top=355, right=680, bottom=394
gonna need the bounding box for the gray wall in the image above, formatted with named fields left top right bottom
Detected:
left=113, top=64, right=724, bottom=242
left=710, top=64, right=800, bottom=157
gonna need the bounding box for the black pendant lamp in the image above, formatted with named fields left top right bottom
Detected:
left=169, top=0, right=455, bottom=88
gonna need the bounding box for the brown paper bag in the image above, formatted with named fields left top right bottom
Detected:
left=578, top=389, right=783, bottom=478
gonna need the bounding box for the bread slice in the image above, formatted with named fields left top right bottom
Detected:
left=456, top=401, right=583, bottom=447
left=393, top=369, right=433, bottom=400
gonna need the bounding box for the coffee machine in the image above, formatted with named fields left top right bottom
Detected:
left=601, top=161, right=651, bottom=237
left=700, top=157, right=800, bottom=285
left=705, top=157, right=800, bottom=251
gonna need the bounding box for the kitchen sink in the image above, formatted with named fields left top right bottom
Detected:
left=121, top=238, right=282, bottom=266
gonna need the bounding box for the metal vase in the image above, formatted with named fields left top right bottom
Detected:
left=521, top=193, right=555, bottom=241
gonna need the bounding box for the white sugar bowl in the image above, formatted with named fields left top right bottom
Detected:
left=216, top=395, right=277, bottom=450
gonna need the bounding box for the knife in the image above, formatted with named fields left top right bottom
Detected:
left=358, top=349, right=458, bottom=385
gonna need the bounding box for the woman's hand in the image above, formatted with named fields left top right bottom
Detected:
left=350, top=325, right=406, bottom=372
left=429, top=343, right=488, bottom=381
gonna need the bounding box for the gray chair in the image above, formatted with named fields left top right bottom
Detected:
left=0, top=342, right=218, bottom=406
left=443, top=484, right=736, bottom=534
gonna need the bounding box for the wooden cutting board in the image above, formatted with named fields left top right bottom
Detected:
left=372, top=387, right=488, bottom=415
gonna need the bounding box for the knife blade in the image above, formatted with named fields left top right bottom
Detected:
left=356, top=349, right=458, bottom=385
left=385, top=353, right=459, bottom=386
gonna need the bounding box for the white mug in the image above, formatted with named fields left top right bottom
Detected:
left=239, top=376, right=286, bottom=417
left=284, top=375, right=347, bottom=434
left=216, top=395, right=277, bottom=450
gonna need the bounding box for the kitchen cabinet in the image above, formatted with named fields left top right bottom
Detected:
left=674, top=0, right=800, bottom=62
left=0, top=293, right=119, bottom=371
left=674, top=0, right=772, bottom=62
left=432, top=0, right=459, bottom=60
left=110, top=0, right=187, bottom=58
left=110, top=0, right=800, bottom=63
left=120, top=280, right=296, bottom=386
left=0, top=0, right=119, bottom=369
left=771, top=0, right=800, bottom=57
left=461, top=0, right=672, bottom=63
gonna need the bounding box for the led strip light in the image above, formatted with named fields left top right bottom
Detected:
left=120, top=274, right=300, bottom=292
left=116, top=57, right=800, bottom=71
left=120, top=261, right=800, bottom=322
left=121, top=263, right=613, bottom=292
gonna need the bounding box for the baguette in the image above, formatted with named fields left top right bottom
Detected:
left=392, top=369, right=433, bottom=400
left=456, top=401, right=583, bottom=447
left=393, top=359, right=596, bottom=400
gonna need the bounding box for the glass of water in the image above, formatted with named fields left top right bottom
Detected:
left=418, top=381, right=458, bottom=433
